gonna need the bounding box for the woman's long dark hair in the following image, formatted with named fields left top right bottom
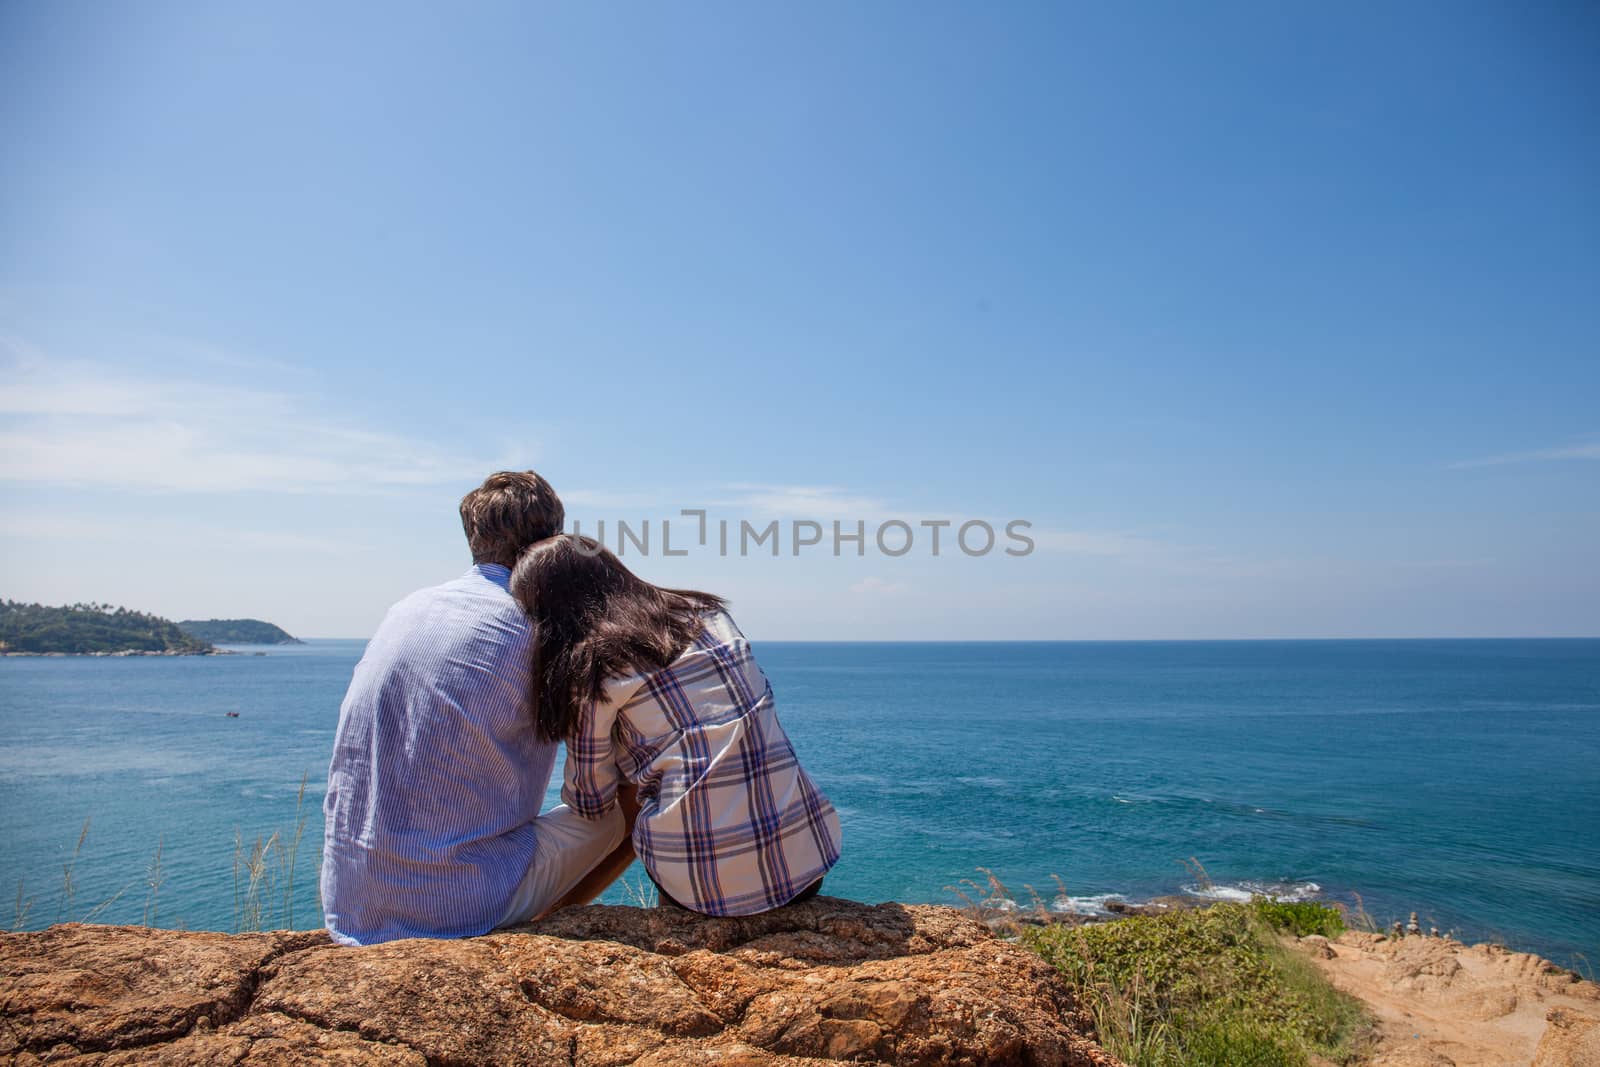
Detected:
left=510, top=534, right=725, bottom=743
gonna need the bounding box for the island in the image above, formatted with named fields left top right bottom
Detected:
left=178, top=618, right=303, bottom=645
left=0, top=600, right=216, bottom=655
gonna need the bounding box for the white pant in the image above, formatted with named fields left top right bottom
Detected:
left=495, top=803, right=626, bottom=928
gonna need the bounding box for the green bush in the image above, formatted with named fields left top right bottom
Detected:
left=1182, top=1017, right=1304, bottom=1067
left=1022, top=903, right=1371, bottom=1067
left=1250, top=898, right=1345, bottom=939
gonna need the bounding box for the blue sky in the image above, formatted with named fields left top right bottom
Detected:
left=1, top=1, right=1596, bottom=639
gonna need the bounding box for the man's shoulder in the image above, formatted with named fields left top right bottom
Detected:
left=371, top=573, right=528, bottom=650
left=396, top=569, right=520, bottom=612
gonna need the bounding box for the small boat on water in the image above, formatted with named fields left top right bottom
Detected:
left=225, top=712, right=240, bottom=718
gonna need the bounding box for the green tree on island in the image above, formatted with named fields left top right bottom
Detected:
left=177, top=619, right=303, bottom=645
left=0, top=601, right=214, bottom=654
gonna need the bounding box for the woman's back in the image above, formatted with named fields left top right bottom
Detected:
left=561, top=610, right=841, bottom=915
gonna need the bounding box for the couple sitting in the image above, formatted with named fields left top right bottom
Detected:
left=321, top=471, right=842, bottom=946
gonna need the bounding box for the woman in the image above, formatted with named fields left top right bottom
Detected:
left=511, top=534, right=841, bottom=915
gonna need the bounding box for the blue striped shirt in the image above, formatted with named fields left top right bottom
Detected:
left=321, top=564, right=557, bottom=946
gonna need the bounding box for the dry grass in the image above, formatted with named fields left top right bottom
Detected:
left=614, top=867, right=660, bottom=908
left=10, top=817, right=152, bottom=931
left=10, top=880, right=32, bottom=932
left=231, top=772, right=312, bottom=932
left=1178, top=856, right=1213, bottom=895
left=944, top=866, right=1091, bottom=937
left=143, top=836, right=165, bottom=928
left=11, top=772, right=316, bottom=934
left=1348, top=891, right=1379, bottom=934
left=54, top=818, right=90, bottom=923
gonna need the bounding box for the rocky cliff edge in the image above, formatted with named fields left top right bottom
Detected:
left=0, top=897, right=1123, bottom=1066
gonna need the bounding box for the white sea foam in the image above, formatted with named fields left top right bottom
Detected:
left=968, top=895, right=1122, bottom=915
left=1183, top=880, right=1322, bottom=903
left=1049, top=894, right=1125, bottom=916
left=1187, top=884, right=1254, bottom=903
left=955, top=879, right=1324, bottom=917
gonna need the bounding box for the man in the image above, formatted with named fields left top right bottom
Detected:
left=321, top=471, right=637, bottom=946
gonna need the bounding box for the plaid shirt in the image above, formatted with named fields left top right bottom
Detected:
left=562, top=611, right=841, bottom=916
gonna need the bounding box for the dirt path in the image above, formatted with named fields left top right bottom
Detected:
left=1296, top=931, right=1600, bottom=1066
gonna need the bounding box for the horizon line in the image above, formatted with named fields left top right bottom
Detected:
left=285, top=634, right=1600, bottom=644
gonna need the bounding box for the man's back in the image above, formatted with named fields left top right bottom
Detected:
left=321, top=563, right=556, bottom=945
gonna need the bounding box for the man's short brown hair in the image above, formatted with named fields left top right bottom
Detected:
left=460, top=471, right=565, bottom=568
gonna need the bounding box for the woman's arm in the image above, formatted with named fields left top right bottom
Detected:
left=560, top=677, right=638, bottom=818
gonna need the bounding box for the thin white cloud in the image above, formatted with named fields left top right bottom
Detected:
left=718, top=483, right=1184, bottom=562
left=0, top=513, right=353, bottom=553
left=716, top=484, right=892, bottom=519
left=573, top=478, right=1333, bottom=583
left=0, top=341, right=508, bottom=493
left=1450, top=440, right=1600, bottom=469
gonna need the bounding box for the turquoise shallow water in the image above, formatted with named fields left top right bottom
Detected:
left=2, top=638, right=1596, bottom=966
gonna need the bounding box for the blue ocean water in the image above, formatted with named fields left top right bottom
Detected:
left=1, top=639, right=1596, bottom=966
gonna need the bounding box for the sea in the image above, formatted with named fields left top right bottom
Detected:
left=2, top=638, right=1596, bottom=967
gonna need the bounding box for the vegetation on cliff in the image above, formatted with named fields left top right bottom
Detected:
left=1024, top=900, right=1371, bottom=1067
left=178, top=618, right=302, bottom=644
left=0, top=600, right=213, bottom=655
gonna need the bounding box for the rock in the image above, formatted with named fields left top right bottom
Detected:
left=1319, top=927, right=1600, bottom=1067
left=1455, top=985, right=1518, bottom=1021
left=1532, top=1006, right=1600, bottom=1067
left=1379, top=938, right=1464, bottom=993
left=93, top=1012, right=426, bottom=1065
left=1142, top=896, right=1197, bottom=912
left=1336, top=931, right=1388, bottom=950
left=1299, top=934, right=1336, bottom=959
left=1, top=898, right=1123, bottom=1066
left=0, top=923, right=327, bottom=1059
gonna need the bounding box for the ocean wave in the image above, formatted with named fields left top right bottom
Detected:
left=1049, top=893, right=1125, bottom=916
left=1182, top=880, right=1322, bottom=903
left=978, top=896, right=1020, bottom=912
left=958, top=895, right=1120, bottom=915
left=950, top=878, right=1326, bottom=916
